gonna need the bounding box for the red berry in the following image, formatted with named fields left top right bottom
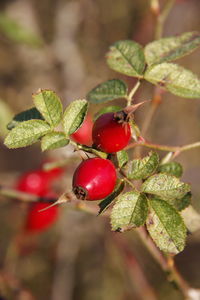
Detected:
left=73, top=158, right=117, bottom=200
left=25, top=200, right=58, bottom=233
left=92, top=112, right=131, bottom=153
left=16, top=170, right=49, bottom=196
left=70, top=115, right=93, bottom=146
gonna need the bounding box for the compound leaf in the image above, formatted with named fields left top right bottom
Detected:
left=126, top=152, right=159, bottom=180
left=141, top=173, right=190, bottom=201
left=111, top=191, right=148, bottom=231
left=146, top=198, right=186, bottom=254
left=4, top=120, right=51, bottom=148
left=41, top=132, right=69, bottom=151
left=145, top=31, right=200, bottom=66
left=106, top=40, right=146, bottom=78
left=63, top=99, right=88, bottom=136
left=94, top=105, right=122, bottom=122
left=33, top=90, right=63, bottom=127
left=145, top=63, right=200, bottom=98
left=87, top=79, right=128, bottom=103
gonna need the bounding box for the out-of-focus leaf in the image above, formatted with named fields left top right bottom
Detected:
left=98, top=180, right=125, bottom=215
left=0, top=13, right=43, bottom=47
left=7, top=107, right=43, bottom=130
left=111, top=191, right=148, bottom=231
left=126, top=152, right=159, bottom=180
left=63, top=100, right=88, bottom=136
left=145, top=31, right=200, bottom=66
left=141, top=173, right=190, bottom=201
left=4, top=120, right=51, bottom=148
left=33, top=90, right=63, bottom=127
left=181, top=205, right=200, bottom=233
left=41, top=132, right=69, bottom=151
left=106, top=40, right=146, bottom=78
left=87, top=79, right=128, bottom=103
left=145, top=63, right=200, bottom=98
left=146, top=198, right=186, bottom=254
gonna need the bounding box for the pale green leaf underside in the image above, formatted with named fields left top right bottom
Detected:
left=4, top=120, right=51, bottom=148
left=41, top=132, right=69, bottom=151
left=106, top=40, right=146, bottom=78
left=145, top=31, right=200, bottom=66
left=87, top=79, right=128, bottom=103
left=116, top=150, right=128, bottom=169
left=141, top=173, right=190, bottom=200
left=130, top=120, right=140, bottom=141
left=126, top=151, right=159, bottom=180
left=98, top=180, right=125, bottom=215
left=33, top=90, right=63, bottom=127
left=146, top=198, right=186, bottom=254
left=111, top=191, right=148, bottom=231
left=155, top=192, right=191, bottom=212
left=145, top=63, right=200, bottom=98
left=0, top=99, right=13, bottom=137
left=158, top=161, right=183, bottom=178
left=63, top=99, right=88, bottom=136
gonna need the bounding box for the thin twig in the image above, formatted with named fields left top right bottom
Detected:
left=126, top=80, right=141, bottom=106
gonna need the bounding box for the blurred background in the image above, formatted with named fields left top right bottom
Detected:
left=0, top=0, right=200, bottom=299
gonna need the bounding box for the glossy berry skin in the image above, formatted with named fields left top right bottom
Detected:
left=92, top=112, right=131, bottom=153
left=25, top=201, right=58, bottom=233
left=16, top=170, right=49, bottom=196
left=73, top=158, right=117, bottom=201
left=70, top=115, right=93, bottom=146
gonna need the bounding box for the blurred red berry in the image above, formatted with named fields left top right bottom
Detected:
left=70, top=115, right=93, bottom=146
left=24, top=201, right=58, bottom=233
left=16, top=170, right=49, bottom=196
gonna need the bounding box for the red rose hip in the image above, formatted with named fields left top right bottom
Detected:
left=72, top=158, right=117, bottom=200
left=92, top=112, right=131, bottom=153
left=70, top=115, right=93, bottom=146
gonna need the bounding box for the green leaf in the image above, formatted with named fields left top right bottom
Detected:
left=7, top=107, right=44, bottom=130
left=98, top=180, right=125, bottom=215
left=145, top=31, right=200, bottom=66
left=144, top=63, right=200, bottom=98
left=0, top=13, right=43, bottom=47
left=32, top=90, right=63, bottom=127
left=158, top=162, right=183, bottom=178
left=4, top=120, right=51, bottom=149
left=106, top=40, right=146, bottom=78
left=116, top=150, right=128, bottom=169
left=0, top=99, right=13, bottom=137
left=146, top=198, right=186, bottom=254
left=41, top=132, right=69, bottom=151
left=76, top=144, right=108, bottom=159
left=94, top=105, right=122, bottom=122
left=126, top=152, right=159, bottom=180
left=164, top=192, right=191, bottom=211
left=141, top=173, right=190, bottom=201
left=111, top=191, right=148, bottom=231
left=87, top=79, right=128, bottom=103
left=63, top=99, right=88, bottom=136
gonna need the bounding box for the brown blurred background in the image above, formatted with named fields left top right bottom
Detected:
left=0, top=0, right=200, bottom=299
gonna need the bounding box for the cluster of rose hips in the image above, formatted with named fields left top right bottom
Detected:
left=72, top=111, right=131, bottom=201
left=16, top=165, right=63, bottom=233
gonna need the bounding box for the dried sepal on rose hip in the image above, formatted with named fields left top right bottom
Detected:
left=92, top=111, right=131, bottom=153
left=72, top=157, right=117, bottom=200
